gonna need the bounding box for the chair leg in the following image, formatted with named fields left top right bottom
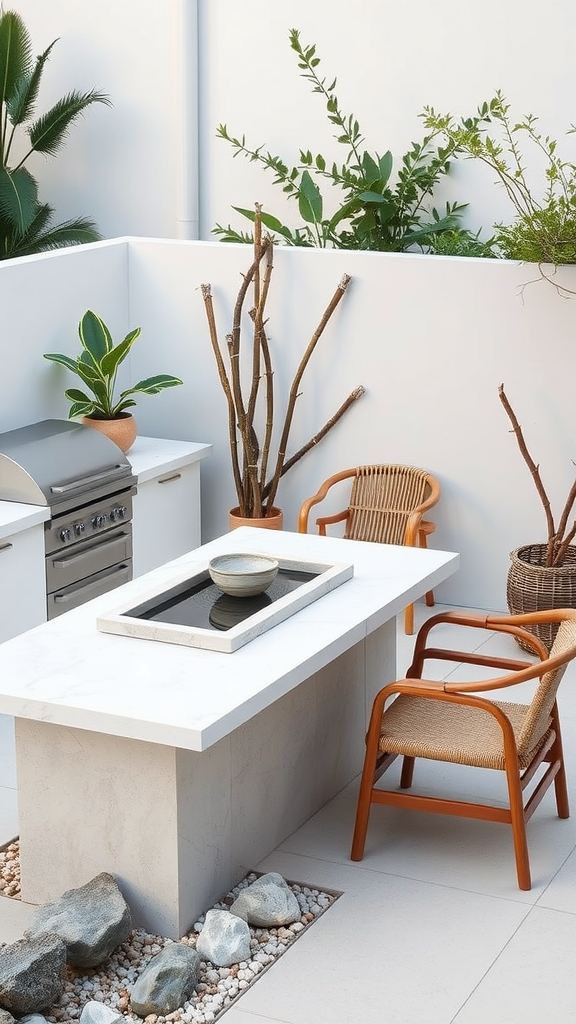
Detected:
left=551, top=712, right=570, bottom=818
left=400, top=755, right=415, bottom=788
left=505, top=760, right=531, bottom=890
left=351, top=734, right=384, bottom=861
left=404, top=603, right=415, bottom=636
left=420, top=531, right=435, bottom=607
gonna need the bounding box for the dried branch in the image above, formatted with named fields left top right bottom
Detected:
left=263, top=385, right=366, bottom=495
left=201, top=284, right=243, bottom=502
left=498, top=383, right=576, bottom=566
left=202, top=205, right=361, bottom=518
left=265, top=273, right=353, bottom=511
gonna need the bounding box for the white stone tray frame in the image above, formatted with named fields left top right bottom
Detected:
left=97, top=555, right=354, bottom=653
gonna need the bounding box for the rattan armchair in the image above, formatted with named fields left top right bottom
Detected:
left=298, top=465, right=441, bottom=634
left=351, top=608, right=576, bottom=890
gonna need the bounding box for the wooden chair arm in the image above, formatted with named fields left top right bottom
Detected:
left=298, top=468, right=357, bottom=534
left=315, top=509, right=350, bottom=536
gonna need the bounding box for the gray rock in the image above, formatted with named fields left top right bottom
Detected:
left=130, top=944, right=201, bottom=1016
left=20, top=1016, right=50, bottom=1024
left=25, top=872, right=132, bottom=969
left=229, top=872, right=300, bottom=927
left=195, top=909, right=251, bottom=968
left=0, top=932, right=66, bottom=1014
left=0, top=1011, right=17, bottom=1024
left=79, top=1002, right=124, bottom=1024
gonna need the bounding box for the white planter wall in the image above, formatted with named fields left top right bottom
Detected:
left=2, top=238, right=573, bottom=613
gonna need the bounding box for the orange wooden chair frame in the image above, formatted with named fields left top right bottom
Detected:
left=351, top=608, right=576, bottom=890
left=298, top=465, right=441, bottom=634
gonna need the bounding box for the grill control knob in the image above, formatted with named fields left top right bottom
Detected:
left=111, top=505, right=127, bottom=520
left=91, top=514, right=107, bottom=529
left=59, top=528, right=72, bottom=543
left=74, top=522, right=85, bottom=537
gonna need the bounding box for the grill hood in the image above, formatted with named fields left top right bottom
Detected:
left=0, top=419, right=135, bottom=507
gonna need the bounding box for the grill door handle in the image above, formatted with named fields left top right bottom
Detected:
left=53, top=563, right=131, bottom=603
left=52, top=531, right=131, bottom=568
left=51, top=465, right=128, bottom=494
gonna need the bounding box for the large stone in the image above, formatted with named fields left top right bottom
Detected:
left=129, top=944, right=201, bottom=1016
left=195, top=909, right=251, bottom=968
left=0, top=932, right=66, bottom=1014
left=229, top=872, right=300, bottom=927
left=25, top=872, right=132, bottom=969
left=0, top=1011, right=17, bottom=1024
left=79, top=1002, right=124, bottom=1024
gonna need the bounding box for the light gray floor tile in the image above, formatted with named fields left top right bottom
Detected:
left=240, top=852, right=530, bottom=1024
left=451, top=905, right=576, bottom=1024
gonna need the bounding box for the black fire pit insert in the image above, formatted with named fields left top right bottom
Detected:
left=123, top=567, right=319, bottom=632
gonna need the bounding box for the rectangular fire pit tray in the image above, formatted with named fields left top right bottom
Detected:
left=97, top=555, right=354, bottom=652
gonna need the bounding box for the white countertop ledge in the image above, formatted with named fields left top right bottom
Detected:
left=0, top=529, right=459, bottom=751
left=0, top=501, right=50, bottom=539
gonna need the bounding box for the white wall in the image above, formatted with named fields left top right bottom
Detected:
left=9, top=1, right=576, bottom=243
left=123, top=241, right=576, bottom=613
left=10, top=0, right=198, bottom=240
left=2, top=238, right=575, bottom=612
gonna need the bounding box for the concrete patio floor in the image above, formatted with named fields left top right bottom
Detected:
left=1, top=602, right=575, bottom=1023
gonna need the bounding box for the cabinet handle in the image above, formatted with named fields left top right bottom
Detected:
left=158, top=472, right=182, bottom=484
left=0, top=542, right=13, bottom=553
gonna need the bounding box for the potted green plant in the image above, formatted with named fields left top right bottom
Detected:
left=201, top=204, right=365, bottom=527
left=44, top=309, right=183, bottom=452
left=499, top=384, right=576, bottom=651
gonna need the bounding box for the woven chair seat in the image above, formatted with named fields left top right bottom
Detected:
left=379, top=695, right=550, bottom=770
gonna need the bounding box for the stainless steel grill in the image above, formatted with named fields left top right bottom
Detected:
left=0, top=419, right=137, bottom=618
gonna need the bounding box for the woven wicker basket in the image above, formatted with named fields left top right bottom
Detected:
left=507, top=543, right=576, bottom=652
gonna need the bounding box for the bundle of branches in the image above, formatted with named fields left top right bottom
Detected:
left=499, top=384, right=576, bottom=566
left=201, top=204, right=365, bottom=518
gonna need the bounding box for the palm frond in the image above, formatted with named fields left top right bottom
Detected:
left=27, top=90, right=111, bottom=160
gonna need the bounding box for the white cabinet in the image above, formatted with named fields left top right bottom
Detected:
left=0, top=524, right=47, bottom=643
left=132, top=462, right=202, bottom=577
left=128, top=437, right=211, bottom=578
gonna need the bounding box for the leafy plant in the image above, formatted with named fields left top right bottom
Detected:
left=214, top=28, right=477, bottom=253
left=422, top=92, right=576, bottom=266
left=424, top=228, right=499, bottom=258
left=202, top=204, right=365, bottom=518
left=0, top=9, right=111, bottom=259
left=44, top=310, right=183, bottom=420
left=499, top=385, right=576, bottom=567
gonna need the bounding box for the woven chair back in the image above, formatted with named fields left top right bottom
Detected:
left=345, top=465, right=431, bottom=545
left=517, top=615, right=576, bottom=755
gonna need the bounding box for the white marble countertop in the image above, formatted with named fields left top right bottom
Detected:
left=0, top=435, right=212, bottom=540
left=0, top=501, right=49, bottom=539
left=0, top=529, right=458, bottom=751
left=126, top=436, right=212, bottom=484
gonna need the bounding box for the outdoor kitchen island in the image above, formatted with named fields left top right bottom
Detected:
left=0, top=528, right=458, bottom=938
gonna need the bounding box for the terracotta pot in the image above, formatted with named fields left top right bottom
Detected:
left=507, top=543, right=576, bottom=652
left=229, top=506, right=283, bottom=531
left=81, top=414, right=137, bottom=453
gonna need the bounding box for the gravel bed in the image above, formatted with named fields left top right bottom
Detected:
left=0, top=842, right=338, bottom=1023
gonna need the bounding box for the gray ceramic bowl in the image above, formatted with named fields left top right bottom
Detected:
left=208, top=553, right=279, bottom=598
